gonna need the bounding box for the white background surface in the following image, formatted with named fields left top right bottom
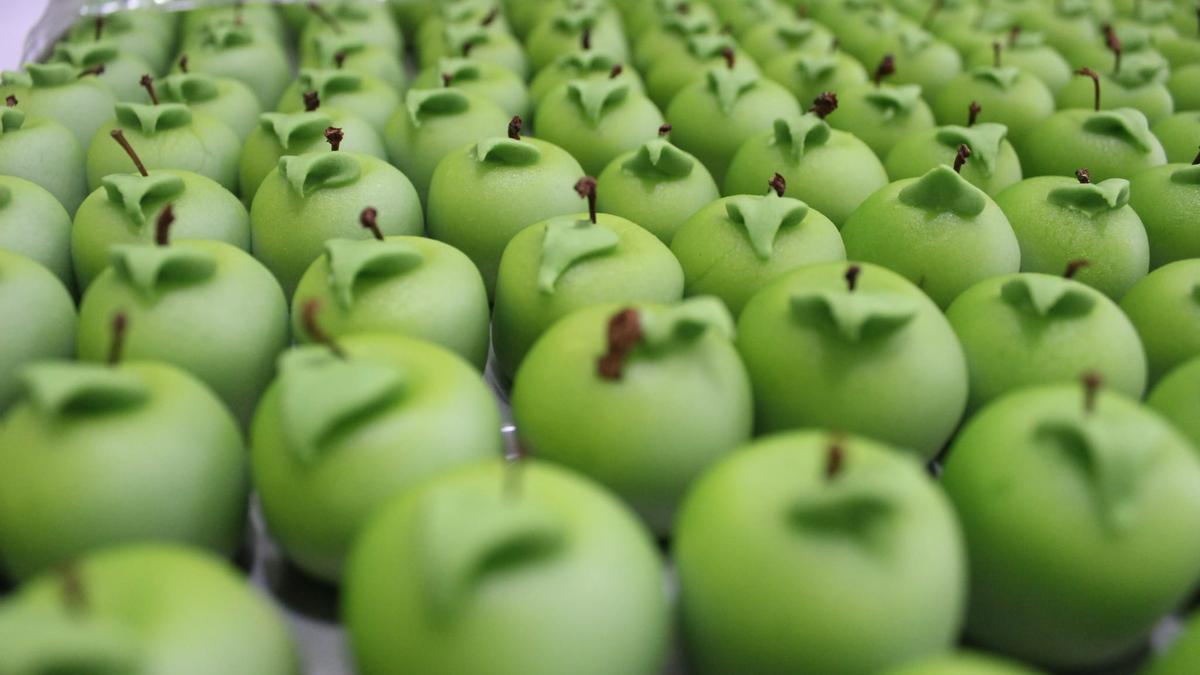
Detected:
left=2, top=0, right=53, bottom=69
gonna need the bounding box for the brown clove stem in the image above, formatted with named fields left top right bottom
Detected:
left=658, top=123, right=672, bottom=137
left=968, top=100, right=982, bottom=127
left=809, top=91, right=838, bottom=119
left=874, top=54, right=895, bottom=87
left=155, top=204, right=174, bottom=246
left=139, top=74, right=159, bottom=105
left=1075, top=168, right=1091, bottom=184
left=325, top=126, right=343, bottom=151
left=1083, top=371, right=1102, bottom=413
left=844, top=264, right=861, bottom=291
left=597, top=308, right=643, bottom=380
left=1076, top=67, right=1101, bottom=111
left=302, top=299, right=346, bottom=358
left=508, top=115, right=522, bottom=140
left=360, top=207, right=383, bottom=240
left=108, top=312, right=128, bottom=365
left=303, top=90, right=321, bottom=112
left=575, top=176, right=598, bottom=224
left=110, top=129, right=148, bottom=177
left=768, top=173, right=786, bottom=197
left=953, top=144, right=971, bottom=173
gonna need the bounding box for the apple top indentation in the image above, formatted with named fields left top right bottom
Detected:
left=444, top=23, right=491, bottom=56
left=473, top=137, right=542, bottom=165
left=968, top=65, right=1022, bottom=90
left=405, top=88, right=471, bottom=128
left=259, top=111, right=334, bottom=150
left=863, top=84, right=924, bottom=119
left=622, top=138, right=694, bottom=178
left=662, top=9, right=715, bottom=36
left=725, top=194, right=810, bottom=260
left=50, top=42, right=120, bottom=69
left=898, top=165, right=988, bottom=216
left=113, top=103, right=193, bottom=135
left=934, top=123, right=1008, bottom=176
left=776, top=20, right=817, bottom=47
left=787, top=490, right=896, bottom=549
left=279, top=152, right=362, bottom=198
left=789, top=290, right=919, bottom=342
left=793, top=55, right=838, bottom=82
left=158, top=73, right=221, bottom=104
left=102, top=173, right=186, bottom=226
left=1170, top=165, right=1200, bottom=186
left=1000, top=276, right=1097, bottom=319
left=324, top=238, right=425, bottom=309
left=415, top=486, right=566, bottom=625
left=706, top=67, right=759, bottom=115
left=109, top=243, right=218, bottom=298
left=639, top=296, right=735, bottom=348
left=313, top=34, right=369, bottom=65
left=19, top=362, right=149, bottom=419
left=1047, top=177, right=1132, bottom=214
left=688, top=34, right=737, bottom=61
left=773, top=114, right=832, bottom=163
left=198, top=20, right=255, bottom=49
left=298, top=69, right=364, bottom=101
left=277, top=347, right=406, bottom=464
left=565, top=78, right=630, bottom=123
left=550, top=4, right=600, bottom=33
left=1081, top=109, right=1157, bottom=153
left=436, top=57, right=483, bottom=84
left=25, top=63, right=79, bottom=88
left=537, top=216, right=620, bottom=293
left=0, top=107, right=25, bottom=133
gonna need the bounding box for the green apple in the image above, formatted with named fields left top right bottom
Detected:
left=675, top=430, right=966, bottom=674
left=292, top=234, right=491, bottom=370
left=251, top=332, right=502, bottom=582
left=384, top=87, right=510, bottom=204
left=534, top=78, right=665, bottom=176
left=762, top=50, right=871, bottom=111
left=1148, top=355, right=1200, bottom=450
left=826, top=71, right=937, bottom=158
left=739, top=16, right=837, bottom=66
left=736, top=261, right=968, bottom=459
left=0, top=176, right=73, bottom=288
left=856, top=26, right=964, bottom=100
left=417, top=17, right=529, bottom=79
left=0, top=102, right=85, bottom=216
left=48, top=41, right=154, bottom=103
left=492, top=193, right=685, bottom=380
left=1151, top=112, right=1200, bottom=163
left=530, top=49, right=644, bottom=106
left=416, top=2, right=514, bottom=56
left=239, top=108, right=386, bottom=205
left=595, top=131, right=720, bottom=243
left=878, top=652, right=1046, bottom=675
left=426, top=133, right=586, bottom=297
left=300, top=33, right=407, bottom=92
left=1129, top=162, right=1200, bottom=267
left=297, top=1, right=404, bottom=63
left=525, top=1, right=630, bottom=73
left=1056, top=65, right=1175, bottom=124
left=995, top=174, right=1149, bottom=299
left=413, top=57, right=531, bottom=118
left=1012, top=0, right=1103, bottom=68
left=277, top=69, right=401, bottom=136
left=932, top=66, right=1056, bottom=144
left=842, top=164, right=1021, bottom=308
left=0, top=250, right=75, bottom=412
left=4, top=63, right=116, bottom=152
left=63, top=10, right=176, bottom=74
left=180, top=2, right=288, bottom=46
left=672, top=187, right=846, bottom=316
left=176, top=19, right=292, bottom=110
left=0, top=358, right=246, bottom=581
left=342, top=459, right=670, bottom=675
left=886, top=115, right=1023, bottom=195
left=512, top=298, right=752, bottom=533
left=941, top=380, right=1200, bottom=669
left=713, top=0, right=796, bottom=38
left=630, top=1, right=720, bottom=72
left=966, top=30, right=1074, bottom=93
left=645, top=34, right=761, bottom=111
left=1120, top=259, right=1200, bottom=383
left=0, top=544, right=298, bottom=675
left=154, top=71, right=262, bottom=142
left=250, top=149, right=423, bottom=297
left=1018, top=103, right=1167, bottom=180
left=87, top=100, right=241, bottom=194
left=725, top=105, right=889, bottom=227
left=946, top=272, right=1147, bottom=412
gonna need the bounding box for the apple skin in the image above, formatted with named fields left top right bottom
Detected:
left=878, top=652, right=1045, bottom=675
left=417, top=22, right=529, bottom=80
left=966, top=38, right=1074, bottom=94
left=931, top=68, right=1056, bottom=144
left=941, top=383, right=1200, bottom=669
left=1151, top=112, right=1200, bottom=164
left=671, top=196, right=846, bottom=316
left=0, top=176, right=74, bottom=288
left=525, top=4, right=630, bottom=73
left=251, top=335, right=503, bottom=583
left=491, top=212, right=684, bottom=381
left=629, top=4, right=721, bottom=72
left=181, top=3, right=288, bottom=46
left=1120, top=260, right=1200, bottom=384
left=884, top=125, right=1023, bottom=197
left=529, top=50, right=646, bottom=107
left=595, top=138, right=720, bottom=243
left=250, top=151, right=424, bottom=298
left=736, top=261, right=968, bottom=460
left=995, top=175, right=1149, bottom=299
left=0, top=544, right=298, bottom=675
left=63, top=10, right=176, bottom=74
left=0, top=250, right=76, bottom=413
left=0, top=110, right=86, bottom=216
left=1168, top=64, right=1200, bottom=113
left=739, top=18, right=837, bottom=67
left=48, top=41, right=156, bottom=104
left=1016, top=108, right=1167, bottom=182
left=72, top=169, right=250, bottom=290
left=826, top=82, right=938, bottom=158
left=1129, top=163, right=1200, bottom=268
left=1143, top=612, right=1200, bottom=675
left=1148, top=356, right=1200, bottom=450
left=178, top=20, right=293, bottom=110
left=946, top=273, right=1147, bottom=413
left=155, top=73, right=264, bottom=142
left=7, top=64, right=117, bottom=153
left=426, top=136, right=586, bottom=298
left=296, top=2, right=403, bottom=62
left=533, top=82, right=665, bottom=177
left=276, top=69, right=402, bottom=137
left=342, top=459, right=670, bottom=675
left=413, top=58, right=532, bottom=119
left=511, top=300, right=753, bottom=534
left=77, top=240, right=290, bottom=428
left=0, top=360, right=247, bottom=581
left=675, top=430, right=966, bottom=675
left=300, top=35, right=408, bottom=92
left=762, top=50, right=870, bottom=111
left=855, top=31, right=964, bottom=101
left=1056, top=73, right=1175, bottom=125
left=292, top=236, right=491, bottom=370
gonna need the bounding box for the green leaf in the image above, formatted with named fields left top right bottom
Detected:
left=158, top=73, right=221, bottom=104
left=109, top=244, right=218, bottom=298
left=19, top=362, right=149, bottom=418
left=897, top=165, right=988, bottom=216
left=725, top=195, right=810, bottom=260
left=437, top=57, right=483, bottom=83
left=565, top=79, right=630, bottom=124
left=199, top=19, right=254, bottom=49
left=934, top=122, right=1008, bottom=177
left=776, top=20, right=816, bottom=47
left=863, top=84, right=924, bottom=120
left=662, top=9, right=715, bottom=36
left=551, top=5, right=601, bottom=32
left=259, top=111, right=334, bottom=150
left=0, top=107, right=25, bottom=133
left=277, top=347, right=405, bottom=464
left=790, top=290, right=919, bottom=342
left=101, top=173, right=186, bottom=226
left=51, top=41, right=120, bottom=68
left=298, top=69, right=364, bottom=100
left=706, top=66, right=759, bottom=115
left=1000, top=276, right=1096, bottom=318
left=639, top=296, right=735, bottom=347
left=622, top=138, right=695, bottom=178
left=969, top=65, right=1021, bottom=90
left=554, top=50, right=617, bottom=75
left=793, top=55, right=837, bottom=82
left=1047, top=178, right=1131, bottom=214
left=474, top=137, right=542, bottom=165
left=312, top=34, right=369, bottom=67
left=25, top=63, right=78, bottom=88
left=324, top=238, right=425, bottom=309
left=1081, top=108, right=1156, bottom=153
left=1170, top=165, right=1200, bottom=186
left=773, top=114, right=832, bottom=163
left=279, top=152, right=363, bottom=198
left=688, top=34, right=737, bottom=60
left=114, top=103, right=194, bottom=135
left=538, top=217, right=619, bottom=293
left=406, top=87, right=471, bottom=127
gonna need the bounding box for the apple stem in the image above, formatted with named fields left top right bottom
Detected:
left=575, top=176, right=598, bottom=223
left=302, top=299, right=346, bottom=358
left=768, top=173, right=786, bottom=197
left=334, top=51, right=347, bottom=69
left=676, top=3, right=690, bottom=16
left=307, top=2, right=342, bottom=34
left=441, top=72, right=452, bottom=87
left=610, top=63, right=623, bottom=79
left=303, top=90, right=321, bottom=112
left=808, top=91, right=838, bottom=119
left=325, top=126, right=344, bottom=151
left=658, top=123, right=672, bottom=137
left=59, top=562, right=88, bottom=613
left=463, top=40, right=476, bottom=58
left=108, top=312, right=128, bottom=365
left=4, top=95, right=16, bottom=107
left=721, top=47, right=736, bottom=70
left=1104, top=24, right=1122, bottom=74
left=922, top=0, right=944, bottom=28
left=79, top=64, right=105, bottom=78
left=1076, top=67, right=1101, bottom=111
left=360, top=207, right=383, bottom=240
left=873, top=54, right=895, bottom=87
left=155, top=204, right=174, bottom=246
left=597, top=308, right=643, bottom=380
left=825, top=440, right=845, bottom=480
left=109, top=129, right=148, bottom=177
left=508, top=115, right=522, bottom=140
left=1082, top=371, right=1102, bottom=413
left=992, top=41, right=1002, bottom=68
left=1075, top=168, right=1091, bottom=184
left=140, top=74, right=159, bottom=105
left=581, top=27, right=592, bottom=50
left=796, top=4, right=809, bottom=19
left=482, top=7, right=500, bottom=26
left=179, top=55, right=189, bottom=73
left=830, top=38, right=839, bottom=54
left=844, top=264, right=861, bottom=292
left=1064, top=259, right=1090, bottom=279
left=94, top=17, right=104, bottom=42
left=953, top=144, right=971, bottom=174
left=967, top=100, right=981, bottom=126
left=1008, top=25, right=1021, bottom=47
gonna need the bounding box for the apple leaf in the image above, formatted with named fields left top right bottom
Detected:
left=538, top=217, right=620, bottom=293
left=19, top=363, right=149, bottom=418
left=790, top=290, right=919, bottom=342
left=109, top=243, right=218, bottom=299
left=1000, top=276, right=1096, bottom=318
left=773, top=114, right=832, bottom=163
left=474, top=137, right=542, bottom=165
left=725, top=194, right=810, bottom=260
left=278, top=152, right=362, bottom=198
left=405, top=88, right=471, bottom=128
left=323, top=238, right=425, bottom=309
left=622, top=138, right=695, bottom=178
left=114, top=103, right=194, bottom=135
left=566, top=79, right=631, bottom=124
